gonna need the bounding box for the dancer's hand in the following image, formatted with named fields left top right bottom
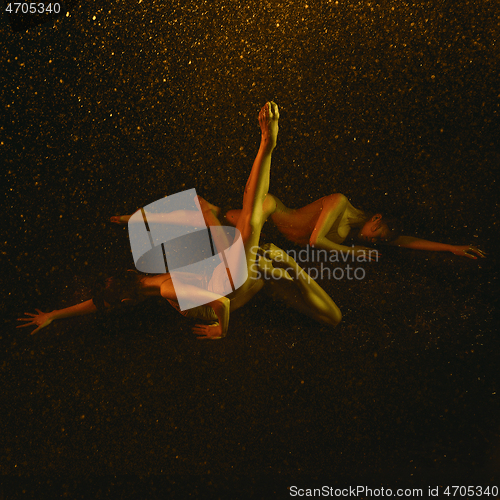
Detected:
left=17, top=309, right=54, bottom=334
left=192, top=323, right=224, bottom=340
left=259, top=101, right=279, bottom=150
left=450, top=245, right=486, bottom=259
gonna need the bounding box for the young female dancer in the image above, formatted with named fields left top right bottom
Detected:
left=18, top=103, right=342, bottom=339
left=224, top=193, right=485, bottom=260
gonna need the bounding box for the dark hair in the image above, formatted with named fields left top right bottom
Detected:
left=345, top=211, right=402, bottom=246
left=378, top=216, right=402, bottom=243
left=91, top=270, right=141, bottom=311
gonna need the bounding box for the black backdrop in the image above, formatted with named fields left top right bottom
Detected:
left=2, top=0, right=499, bottom=493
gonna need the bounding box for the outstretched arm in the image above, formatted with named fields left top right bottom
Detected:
left=111, top=197, right=222, bottom=229
left=17, top=299, right=98, bottom=334
left=110, top=210, right=206, bottom=227
left=388, top=236, right=485, bottom=259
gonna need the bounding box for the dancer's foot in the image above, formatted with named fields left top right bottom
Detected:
left=196, top=195, right=221, bottom=219
left=259, top=101, right=279, bottom=151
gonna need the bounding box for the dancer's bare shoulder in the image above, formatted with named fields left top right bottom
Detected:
left=330, top=194, right=358, bottom=242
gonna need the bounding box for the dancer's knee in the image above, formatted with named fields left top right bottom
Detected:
left=324, top=305, right=342, bottom=327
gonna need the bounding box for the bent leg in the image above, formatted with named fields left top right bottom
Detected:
left=225, top=193, right=285, bottom=228
left=260, top=244, right=341, bottom=327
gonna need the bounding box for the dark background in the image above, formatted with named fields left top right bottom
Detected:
left=1, top=0, right=499, bottom=495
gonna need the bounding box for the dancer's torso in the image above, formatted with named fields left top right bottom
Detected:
left=270, top=194, right=356, bottom=245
